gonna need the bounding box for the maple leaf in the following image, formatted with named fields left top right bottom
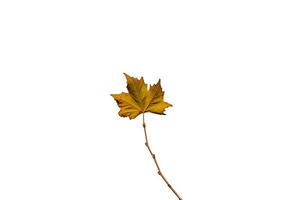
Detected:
left=111, top=73, right=182, bottom=199
left=111, top=73, right=172, bottom=119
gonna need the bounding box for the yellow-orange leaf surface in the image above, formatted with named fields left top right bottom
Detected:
left=111, top=73, right=172, bottom=119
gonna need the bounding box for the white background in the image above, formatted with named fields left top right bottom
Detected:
left=0, top=1, right=300, bottom=200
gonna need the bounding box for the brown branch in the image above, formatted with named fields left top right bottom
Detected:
left=142, top=113, right=183, bottom=200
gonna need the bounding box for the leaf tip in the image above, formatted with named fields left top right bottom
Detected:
left=123, top=72, right=130, bottom=78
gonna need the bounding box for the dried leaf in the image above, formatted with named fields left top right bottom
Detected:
left=111, top=73, right=172, bottom=119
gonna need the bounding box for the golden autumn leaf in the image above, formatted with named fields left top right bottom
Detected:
left=111, top=73, right=182, bottom=199
left=111, top=73, right=172, bottom=119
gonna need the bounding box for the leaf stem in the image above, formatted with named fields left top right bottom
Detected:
left=142, top=113, right=183, bottom=200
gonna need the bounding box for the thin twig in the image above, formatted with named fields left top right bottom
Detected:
left=142, top=113, right=183, bottom=200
